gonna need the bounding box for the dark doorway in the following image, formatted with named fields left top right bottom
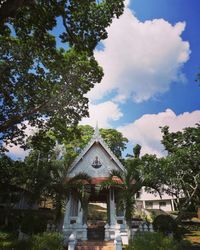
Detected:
left=87, top=202, right=107, bottom=241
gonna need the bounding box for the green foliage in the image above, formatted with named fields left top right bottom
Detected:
left=31, top=232, right=63, bottom=250
left=133, top=144, right=141, bottom=158
left=60, top=125, right=128, bottom=162
left=100, top=128, right=128, bottom=159
left=0, top=154, right=25, bottom=188
left=126, top=232, right=181, bottom=250
left=0, top=232, right=63, bottom=250
left=0, top=0, right=124, bottom=151
left=0, top=231, right=16, bottom=249
left=102, top=160, right=142, bottom=225
left=119, top=146, right=163, bottom=224
left=153, top=215, right=177, bottom=235
left=101, top=144, right=163, bottom=226
left=62, top=125, right=95, bottom=166
left=160, top=125, right=200, bottom=216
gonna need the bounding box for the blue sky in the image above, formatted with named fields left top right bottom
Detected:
left=116, top=0, right=200, bottom=122
left=81, top=0, right=200, bottom=156
left=8, top=0, right=200, bottom=159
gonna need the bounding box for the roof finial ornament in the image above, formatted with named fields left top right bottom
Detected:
left=94, top=121, right=100, bottom=138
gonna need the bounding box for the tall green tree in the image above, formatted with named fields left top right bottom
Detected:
left=160, top=125, right=200, bottom=216
left=100, top=128, right=128, bottom=159
left=0, top=154, right=27, bottom=225
left=0, top=0, right=124, bottom=151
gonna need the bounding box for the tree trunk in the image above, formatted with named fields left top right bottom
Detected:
left=198, top=207, right=200, bottom=219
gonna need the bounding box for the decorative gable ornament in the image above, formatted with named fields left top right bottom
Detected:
left=91, top=156, right=102, bottom=169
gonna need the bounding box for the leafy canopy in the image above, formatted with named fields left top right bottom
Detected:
left=0, top=0, right=124, bottom=151
left=160, top=125, right=200, bottom=212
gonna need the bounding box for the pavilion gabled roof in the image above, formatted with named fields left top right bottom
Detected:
left=68, top=125, right=125, bottom=175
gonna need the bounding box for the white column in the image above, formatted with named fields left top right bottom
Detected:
left=114, top=234, right=122, bottom=250
left=143, top=200, right=146, bottom=209
left=63, top=195, right=71, bottom=229
left=171, top=199, right=175, bottom=211
left=68, top=233, right=76, bottom=250
left=76, top=200, right=87, bottom=240
left=109, top=188, right=116, bottom=225
left=77, top=200, right=83, bottom=224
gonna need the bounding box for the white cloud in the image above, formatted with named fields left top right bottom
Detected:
left=6, top=144, right=30, bottom=160
left=88, top=4, right=190, bottom=103
left=81, top=101, right=123, bottom=128
left=118, top=109, right=200, bottom=156
left=5, top=121, right=35, bottom=160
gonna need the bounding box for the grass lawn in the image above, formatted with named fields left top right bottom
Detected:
left=184, top=231, right=200, bottom=245
left=182, top=217, right=200, bottom=246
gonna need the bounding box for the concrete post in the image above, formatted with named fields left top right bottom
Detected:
left=77, top=200, right=83, bottom=224
left=144, top=224, right=148, bottom=232
left=109, top=188, right=116, bottom=225
left=149, top=224, right=153, bottom=232
left=68, top=233, right=76, bottom=250
left=114, top=234, right=122, bottom=250
left=82, top=223, right=88, bottom=240
left=63, top=196, right=71, bottom=229
left=104, top=223, right=110, bottom=241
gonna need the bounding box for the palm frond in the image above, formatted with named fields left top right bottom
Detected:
left=100, top=179, right=123, bottom=190
left=68, top=172, right=91, bottom=184
left=109, top=169, right=124, bottom=182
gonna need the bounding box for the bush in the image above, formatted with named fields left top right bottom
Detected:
left=126, top=232, right=181, bottom=250
left=31, top=232, right=63, bottom=250
left=21, top=213, right=47, bottom=234
left=179, top=212, right=197, bottom=220
left=153, top=214, right=177, bottom=235
left=0, top=231, right=16, bottom=249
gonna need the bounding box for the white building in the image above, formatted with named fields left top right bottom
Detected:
left=136, top=187, right=177, bottom=212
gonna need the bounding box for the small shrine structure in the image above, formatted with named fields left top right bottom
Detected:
left=63, top=125, right=128, bottom=244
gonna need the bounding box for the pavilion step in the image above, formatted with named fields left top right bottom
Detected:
left=87, top=228, right=104, bottom=241
left=76, top=241, right=115, bottom=250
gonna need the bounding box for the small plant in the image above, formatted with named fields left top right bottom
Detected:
left=31, top=232, right=63, bottom=250
left=126, top=232, right=181, bottom=250
left=0, top=231, right=16, bottom=249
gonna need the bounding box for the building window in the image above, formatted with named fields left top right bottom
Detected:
left=136, top=191, right=141, bottom=199
left=159, top=201, right=166, bottom=208
left=145, top=201, right=153, bottom=209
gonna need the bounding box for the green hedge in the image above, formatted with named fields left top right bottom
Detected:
left=0, top=232, right=63, bottom=250
left=126, top=232, right=181, bottom=250
left=31, top=232, right=63, bottom=250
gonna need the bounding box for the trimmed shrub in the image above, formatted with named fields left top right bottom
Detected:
left=126, top=232, right=181, bottom=250
left=153, top=214, right=177, bottom=235
left=31, top=232, right=63, bottom=250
